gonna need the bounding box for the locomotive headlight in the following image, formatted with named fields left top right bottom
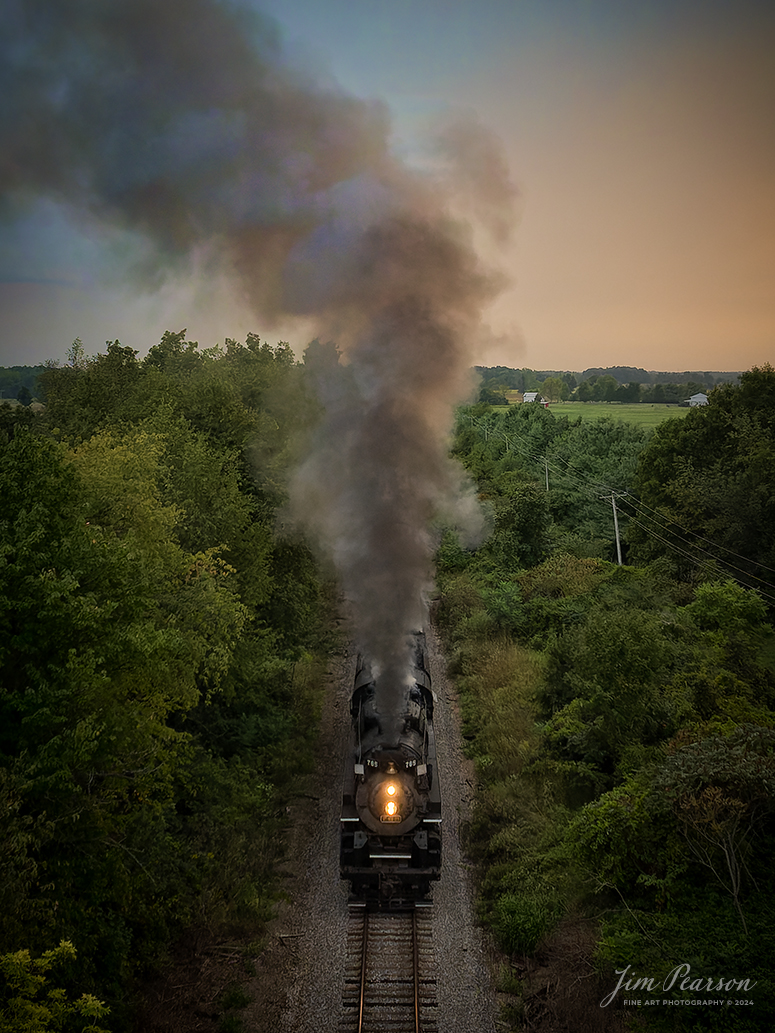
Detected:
left=375, top=777, right=404, bottom=823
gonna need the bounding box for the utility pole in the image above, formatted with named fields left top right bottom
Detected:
left=601, top=492, right=624, bottom=565
left=543, top=458, right=549, bottom=491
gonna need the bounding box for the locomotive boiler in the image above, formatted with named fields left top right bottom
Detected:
left=340, top=632, right=442, bottom=905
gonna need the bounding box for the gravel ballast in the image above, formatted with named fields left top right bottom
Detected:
left=242, top=623, right=498, bottom=1033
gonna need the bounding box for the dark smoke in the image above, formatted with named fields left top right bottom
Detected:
left=1, top=0, right=390, bottom=298
left=2, top=0, right=517, bottom=721
left=435, top=111, right=521, bottom=245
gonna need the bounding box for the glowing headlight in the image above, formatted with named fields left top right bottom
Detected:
left=386, top=801, right=397, bottom=816
left=386, top=783, right=397, bottom=797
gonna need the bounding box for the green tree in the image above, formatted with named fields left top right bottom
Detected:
left=478, top=384, right=507, bottom=405
left=484, top=479, right=550, bottom=571
left=0, top=402, right=40, bottom=444
left=1, top=330, right=329, bottom=1024
left=653, top=725, right=775, bottom=934
left=629, top=365, right=775, bottom=588
left=592, top=375, right=618, bottom=401
left=0, top=941, right=110, bottom=1033
left=39, top=342, right=142, bottom=438
left=538, top=606, right=678, bottom=793
left=541, top=376, right=564, bottom=403
left=142, top=328, right=205, bottom=375
left=615, top=381, right=640, bottom=403
left=0, top=429, right=249, bottom=998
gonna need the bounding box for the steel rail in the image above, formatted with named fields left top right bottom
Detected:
left=412, top=909, right=420, bottom=1033
left=357, top=910, right=368, bottom=1033
left=343, top=906, right=435, bottom=1033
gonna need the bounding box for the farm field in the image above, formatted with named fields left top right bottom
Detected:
left=493, top=400, right=694, bottom=429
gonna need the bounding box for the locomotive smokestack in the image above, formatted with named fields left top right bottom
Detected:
left=2, top=1, right=517, bottom=717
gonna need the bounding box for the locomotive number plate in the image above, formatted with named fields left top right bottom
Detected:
left=380, top=814, right=401, bottom=823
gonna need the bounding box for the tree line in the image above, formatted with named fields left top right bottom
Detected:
left=0, top=333, right=330, bottom=1031
left=434, top=365, right=775, bottom=1031
left=0, top=360, right=740, bottom=411
left=0, top=365, right=47, bottom=406
left=475, top=364, right=741, bottom=405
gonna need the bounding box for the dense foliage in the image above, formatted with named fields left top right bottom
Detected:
left=629, top=364, right=775, bottom=591
left=0, top=365, right=46, bottom=405
left=435, top=367, right=775, bottom=1031
left=0, top=333, right=329, bottom=1030
left=453, top=400, right=648, bottom=562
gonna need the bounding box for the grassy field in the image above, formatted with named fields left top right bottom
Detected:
left=493, top=401, right=694, bottom=429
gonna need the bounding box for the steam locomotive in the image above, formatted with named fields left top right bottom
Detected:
left=340, top=632, right=442, bottom=906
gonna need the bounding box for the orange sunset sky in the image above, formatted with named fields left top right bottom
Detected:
left=1, top=0, right=773, bottom=374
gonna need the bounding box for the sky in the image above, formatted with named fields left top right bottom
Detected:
left=1, top=0, right=774, bottom=373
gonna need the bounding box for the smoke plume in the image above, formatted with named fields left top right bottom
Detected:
left=2, top=0, right=517, bottom=715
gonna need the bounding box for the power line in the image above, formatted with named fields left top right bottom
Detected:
left=618, top=493, right=775, bottom=578
left=464, top=415, right=627, bottom=499
left=620, top=502, right=775, bottom=598
left=625, top=513, right=775, bottom=606
left=461, top=411, right=775, bottom=595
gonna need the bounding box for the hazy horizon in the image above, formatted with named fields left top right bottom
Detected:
left=0, top=352, right=749, bottom=379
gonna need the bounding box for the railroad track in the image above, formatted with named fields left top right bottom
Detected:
left=339, top=906, right=438, bottom=1033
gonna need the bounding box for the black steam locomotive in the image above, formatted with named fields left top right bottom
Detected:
left=340, top=632, right=442, bottom=906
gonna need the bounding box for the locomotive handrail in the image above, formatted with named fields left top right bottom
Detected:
left=357, top=695, right=363, bottom=763
left=422, top=700, right=429, bottom=764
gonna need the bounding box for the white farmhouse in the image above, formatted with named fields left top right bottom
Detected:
left=688, top=393, right=709, bottom=406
